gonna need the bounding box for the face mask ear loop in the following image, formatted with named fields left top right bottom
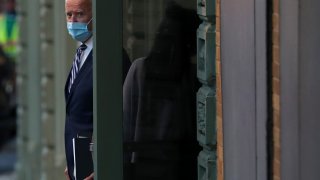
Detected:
left=87, top=18, right=93, bottom=26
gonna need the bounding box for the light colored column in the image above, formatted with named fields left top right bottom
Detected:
left=40, top=0, right=75, bottom=179
left=16, top=0, right=42, bottom=179
left=16, top=0, right=75, bottom=179
left=39, top=0, right=56, bottom=179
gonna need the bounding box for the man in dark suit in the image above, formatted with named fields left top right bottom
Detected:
left=64, top=0, right=94, bottom=179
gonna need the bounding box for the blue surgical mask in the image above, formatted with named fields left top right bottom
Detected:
left=67, top=19, right=92, bottom=42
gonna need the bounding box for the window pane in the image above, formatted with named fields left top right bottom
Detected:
left=123, top=1, right=200, bottom=179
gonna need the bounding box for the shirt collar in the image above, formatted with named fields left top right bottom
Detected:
left=83, top=36, right=93, bottom=51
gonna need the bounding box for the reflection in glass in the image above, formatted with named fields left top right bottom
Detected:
left=123, top=1, right=200, bottom=179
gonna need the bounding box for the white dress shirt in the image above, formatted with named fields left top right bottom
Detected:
left=79, top=37, right=93, bottom=69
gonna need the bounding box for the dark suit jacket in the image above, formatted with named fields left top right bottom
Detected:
left=123, top=57, right=200, bottom=180
left=64, top=50, right=93, bottom=179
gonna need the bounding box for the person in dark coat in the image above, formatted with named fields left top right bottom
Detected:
left=123, top=2, right=201, bottom=180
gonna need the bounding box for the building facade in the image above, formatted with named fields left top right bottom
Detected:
left=15, top=0, right=320, bottom=180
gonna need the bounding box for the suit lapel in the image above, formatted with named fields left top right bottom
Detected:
left=65, top=50, right=93, bottom=109
left=65, top=67, right=72, bottom=102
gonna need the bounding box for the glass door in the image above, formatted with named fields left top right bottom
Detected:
left=122, top=0, right=201, bottom=179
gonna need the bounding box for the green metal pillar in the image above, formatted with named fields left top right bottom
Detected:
left=93, top=0, right=123, bottom=179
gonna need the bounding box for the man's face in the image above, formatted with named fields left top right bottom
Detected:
left=65, top=0, right=92, bottom=29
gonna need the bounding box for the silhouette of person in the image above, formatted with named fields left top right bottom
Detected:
left=123, top=2, right=200, bottom=179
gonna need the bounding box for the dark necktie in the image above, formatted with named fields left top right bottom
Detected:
left=69, top=44, right=87, bottom=92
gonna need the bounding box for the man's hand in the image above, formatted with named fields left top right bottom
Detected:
left=64, top=167, right=70, bottom=180
left=84, top=173, right=94, bottom=180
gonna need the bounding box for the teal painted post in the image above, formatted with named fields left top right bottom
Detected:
left=196, top=0, right=217, bottom=180
left=93, top=0, right=123, bottom=179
